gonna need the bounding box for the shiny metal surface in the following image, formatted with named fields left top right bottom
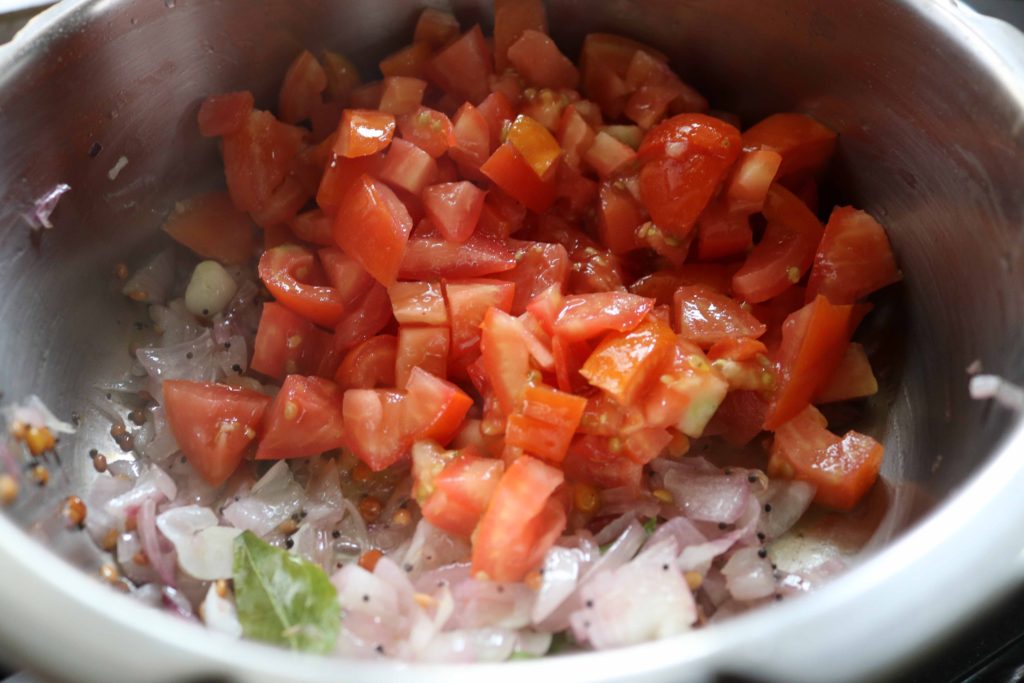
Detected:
left=0, top=0, right=1022, bottom=681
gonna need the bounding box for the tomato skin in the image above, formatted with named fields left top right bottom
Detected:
left=422, top=453, right=505, bottom=538
left=580, top=315, right=676, bottom=406
left=255, top=375, right=347, bottom=460
left=505, top=384, right=587, bottom=464
left=471, top=455, right=566, bottom=582
left=198, top=91, right=254, bottom=138
left=768, top=405, right=883, bottom=510
left=258, top=245, right=345, bottom=328
left=163, top=191, right=255, bottom=266
left=444, top=279, right=516, bottom=361
left=806, top=206, right=901, bottom=305
left=741, top=113, right=837, bottom=179
left=764, top=294, right=855, bottom=429
left=428, top=25, right=494, bottom=105
left=422, top=181, right=486, bottom=243
left=251, top=302, right=335, bottom=380
left=399, top=232, right=516, bottom=280
left=334, top=334, right=398, bottom=390
left=163, top=381, right=270, bottom=485
left=629, top=264, right=740, bottom=303
left=222, top=110, right=304, bottom=213
left=278, top=50, right=327, bottom=124
left=508, top=114, right=563, bottom=179
left=493, top=0, right=548, bottom=72
left=481, top=143, right=558, bottom=214
left=480, top=308, right=533, bottom=415
left=696, top=200, right=752, bottom=262
left=395, top=325, right=450, bottom=388
left=554, top=292, right=654, bottom=342
left=495, top=240, right=570, bottom=315
left=333, top=109, right=396, bottom=158
left=598, top=181, right=645, bottom=256
left=674, top=285, right=766, bottom=348
left=333, top=174, right=414, bottom=287
left=732, top=185, right=824, bottom=303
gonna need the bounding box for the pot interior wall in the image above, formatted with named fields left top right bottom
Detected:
left=0, top=0, right=1021, bottom=613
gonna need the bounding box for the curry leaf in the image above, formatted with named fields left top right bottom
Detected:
left=232, top=531, right=340, bottom=654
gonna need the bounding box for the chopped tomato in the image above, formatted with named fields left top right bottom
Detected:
left=629, top=264, right=739, bottom=303
left=248, top=176, right=311, bottom=230
left=505, top=384, right=587, bottom=464
left=732, top=184, right=824, bottom=303
left=378, top=137, right=439, bottom=196
left=814, top=342, right=878, bottom=403
left=445, top=279, right=516, bottom=360
left=403, top=366, right=473, bottom=445
left=258, top=245, right=345, bottom=328
left=422, top=452, right=505, bottom=538
left=422, top=181, right=486, bottom=243
left=580, top=315, right=676, bottom=405
left=563, top=434, right=643, bottom=491
left=332, top=282, right=393, bottom=353
left=379, top=42, right=433, bottom=80
left=395, top=325, right=450, bottom=388
left=414, top=8, right=461, bottom=48
left=481, top=143, right=558, bottom=214
left=342, top=389, right=408, bottom=471
left=322, top=51, right=361, bottom=103
left=806, top=206, right=901, bottom=305
left=764, top=295, right=855, bottom=429
left=449, top=102, right=491, bottom=173
left=769, top=405, right=883, bottom=510
left=222, top=110, right=304, bottom=213
left=198, top=91, right=254, bottom=138
left=493, top=0, right=548, bottom=71
left=507, top=115, right=563, bottom=179
left=726, top=149, right=783, bottom=213
left=696, top=200, right=752, bottom=261
left=334, top=334, right=398, bottom=390
left=288, top=209, right=334, bottom=246
left=379, top=76, right=428, bottom=116
left=643, top=340, right=729, bottom=437
left=674, top=285, right=766, bottom=348
left=704, top=389, right=769, bottom=446
left=476, top=92, right=517, bottom=152
left=580, top=33, right=666, bottom=119
left=316, top=152, right=384, bottom=215
left=558, top=106, right=597, bottom=171
left=638, top=113, right=741, bottom=237
left=278, top=50, right=327, bottom=124
left=317, top=247, right=375, bottom=307
left=495, top=241, right=570, bottom=314
left=349, top=81, right=383, bottom=109
left=399, top=232, right=515, bottom=279
left=251, top=302, right=335, bottom=380
left=508, top=29, right=579, bottom=90
left=163, top=381, right=270, bottom=485
left=741, top=113, right=836, bottom=179
left=471, top=455, right=566, bottom=582
left=707, top=336, right=769, bottom=363
left=333, top=109, right=396, bottom=158
left=597, top=181, right=645, bottom=255
left=621, top=427, right=674, bottom=465
left=583, top=131, right=637, bottom=179
left=427, top=25, right=493, bottom=105
left=398, top=106, right=456, bottom=158
left=388, top=281, right=448, bottom=326
left=480, top=308, right=533, bottom=414
left=554, top=292, right=654, bottom=342
left=333, top=174, right=414, bottom=286
left=255, top=375, right=347, bottom=459
left=163, top=191, right=255, bottom=266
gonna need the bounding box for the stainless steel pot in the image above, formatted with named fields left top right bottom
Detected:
left=1, top=1, right=1023, bottom=681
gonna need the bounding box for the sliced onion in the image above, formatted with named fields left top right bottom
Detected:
left=156, top=505, right=241, bottom=580
left=222, top=461, right=304, bottom=536
left=105, top=465, right=177, bottom=519
left=303, top=458, right=345, bottom=527
left=149, top=300, right=205, bottom=345
left=2, top=395, right=76, bottom=434
left=450, top=574, right=534, bottom=630
left=721, top=547, right=776, bottom=601
left=25, top=183, right=70, bottom=229
left=569, top=538, right=696, bottom=649
left=138, top=497, right=177, bottom=586
left=644, top=515, right=707, bottom=552
left=677, top=495, right=761, bottom=574
left=531, top=544, right=590, bottom=623
left=201, top=583, right=242, bottom=637
left=416, top=628, right=518, bottom=663
left=138, top=331, right=219, bottom=389
left=123, top=249, right=175, bottom=305
left=662, top=467, right=750, bottom=524
left=757, top=479, right=816, bottom=540
left=513, top=629, right=553, bottom=657
left=402, top=520, right=470, bottom=576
